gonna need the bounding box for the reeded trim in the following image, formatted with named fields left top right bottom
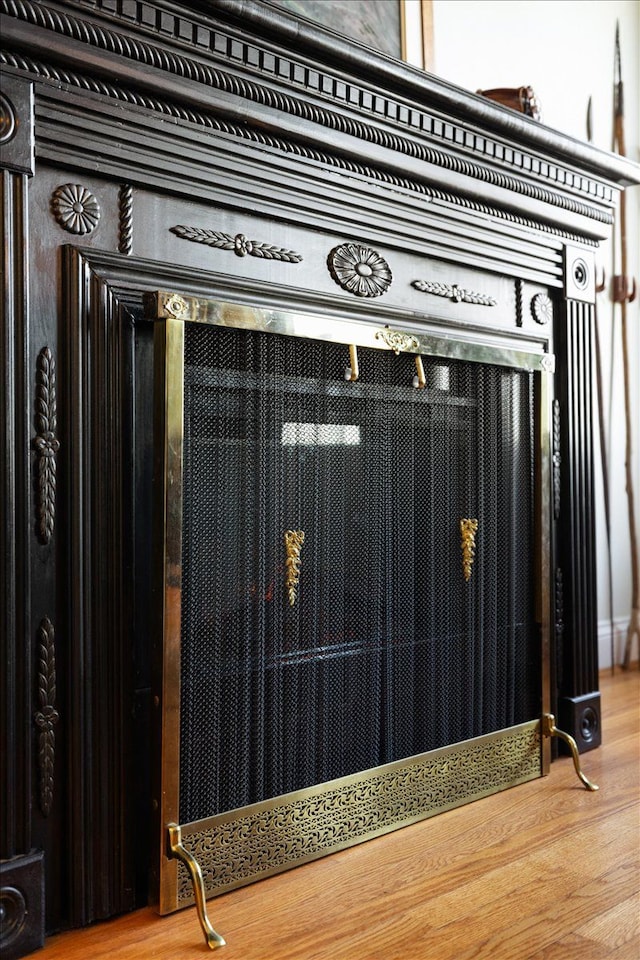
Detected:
left=0, top=51, right=603, bottom=243
left=0, top=0, right=627, bottom=221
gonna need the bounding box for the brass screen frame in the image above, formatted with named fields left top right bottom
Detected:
left=148, top=290, right=553, bottom=915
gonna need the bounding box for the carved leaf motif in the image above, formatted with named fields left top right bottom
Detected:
left=412, top=280, right=496, bottom=307
left=170, top=225, right=303, bottom=262
left=34, top=617, right=59, bottom=817
left=33, top=347, right=60, bottom=545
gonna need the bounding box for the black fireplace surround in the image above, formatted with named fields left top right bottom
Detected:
left=1, top=1, right=639, bottom=956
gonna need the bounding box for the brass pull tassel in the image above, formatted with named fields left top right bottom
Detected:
left=542, top=715, right=599, bottom=792
left=168, top=824, right=226, bottom=950
left=284, top=530, right=305, bottom=606
left=460, top=518, right=478, bottom=581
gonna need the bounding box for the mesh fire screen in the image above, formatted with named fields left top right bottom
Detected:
left=177, top=320, right=539, bottom=827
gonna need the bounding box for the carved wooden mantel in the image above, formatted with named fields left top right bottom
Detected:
left=1, top=0, right=639, bottom=955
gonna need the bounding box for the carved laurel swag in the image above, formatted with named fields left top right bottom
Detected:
left=170, top=225, right=303, bottom=263
left=34, top=617, right=59, bottom=817
left=412, top=280, right=497, bottom=307
left=33, top=347, right=60, bottom=545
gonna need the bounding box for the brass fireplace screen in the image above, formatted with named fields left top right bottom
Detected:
left=144, top=290, right=590, bottom=949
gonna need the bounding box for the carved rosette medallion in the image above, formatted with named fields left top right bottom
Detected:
left=33, top=347, right=59, bottom=545
left=541, top=354, right=556, bottom=373
left=0, top=884, right=27, bottom=947
left=328, top=243, right=392, bottom=298
left=460, top=518, right=479, bottom=582
left=531, top=292, right=553, bottom=325
left=170, top=225, right=303, bottom=263
left=164, top=294, right=191, bottom=320
left=51, top=183, right=100, bottom=234
left=34, top=617, right=59, bottom=817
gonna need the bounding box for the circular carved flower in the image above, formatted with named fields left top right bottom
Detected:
left=531, top=292, right=553, bottom=325
left=328, top=243, right=392, bottom=298
left=233, top=233, right=254, bottom=257
left=52, top=183, right=101, bottom=235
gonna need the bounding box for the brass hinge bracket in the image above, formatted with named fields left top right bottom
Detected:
left=168, top=823, right=226, bottom=950
left=542, top=714, right=599, bottom=791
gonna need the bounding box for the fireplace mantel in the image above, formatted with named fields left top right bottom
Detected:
left=2, top=1, right=639, bottom=955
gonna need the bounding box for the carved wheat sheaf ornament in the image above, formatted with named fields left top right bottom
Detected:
left=412, top=280, right=496, bottom=306
left=51, top=183, right=100, bottom=234
left=170, top=225, right=303, bottom=262
left=328, top=243, right=392, bottom=297
left=284, top=530, right=305, bottom=606
left=33, top=347, right=60, bottom=545
left=460, top=518, right=479, bottom=582
left=34, top=617, right=59, bottom=817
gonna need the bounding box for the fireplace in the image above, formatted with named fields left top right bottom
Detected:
left=147, top=291, right=550, bottom=927
left=3, top=0, right=638, bottom=955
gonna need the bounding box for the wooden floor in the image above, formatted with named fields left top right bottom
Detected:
left=36, top=667, right=639, bottom=960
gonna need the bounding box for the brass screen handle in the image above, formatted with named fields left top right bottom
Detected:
left=168, top=823, right=226, bottom=950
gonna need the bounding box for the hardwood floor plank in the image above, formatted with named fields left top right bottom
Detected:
left=35, top=668, right=639, bottom=960
left=577, top=894, right=640, bottom=949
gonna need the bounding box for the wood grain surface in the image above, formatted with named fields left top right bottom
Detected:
left=37, top=667, right=639, bottom=960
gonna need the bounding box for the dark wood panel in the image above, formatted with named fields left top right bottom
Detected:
left=1, top=1, right=638, bottom=951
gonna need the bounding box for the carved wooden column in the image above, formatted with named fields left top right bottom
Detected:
left=554, top=247, right=601, bottom=752
left=0, top=71, right=45, bottom=960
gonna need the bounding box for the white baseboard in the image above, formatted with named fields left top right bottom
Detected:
left=597, top=616, right=634, bottom=670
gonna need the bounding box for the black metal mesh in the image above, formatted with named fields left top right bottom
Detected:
left=178, top=322, right=538, bottom=824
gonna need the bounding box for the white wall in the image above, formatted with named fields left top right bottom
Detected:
left=431, top=0, right=640, bottom=669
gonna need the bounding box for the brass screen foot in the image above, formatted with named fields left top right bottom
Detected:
left=542, top=715, right=599, bottom=791
left=168, top=824, right=226, bottom=950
